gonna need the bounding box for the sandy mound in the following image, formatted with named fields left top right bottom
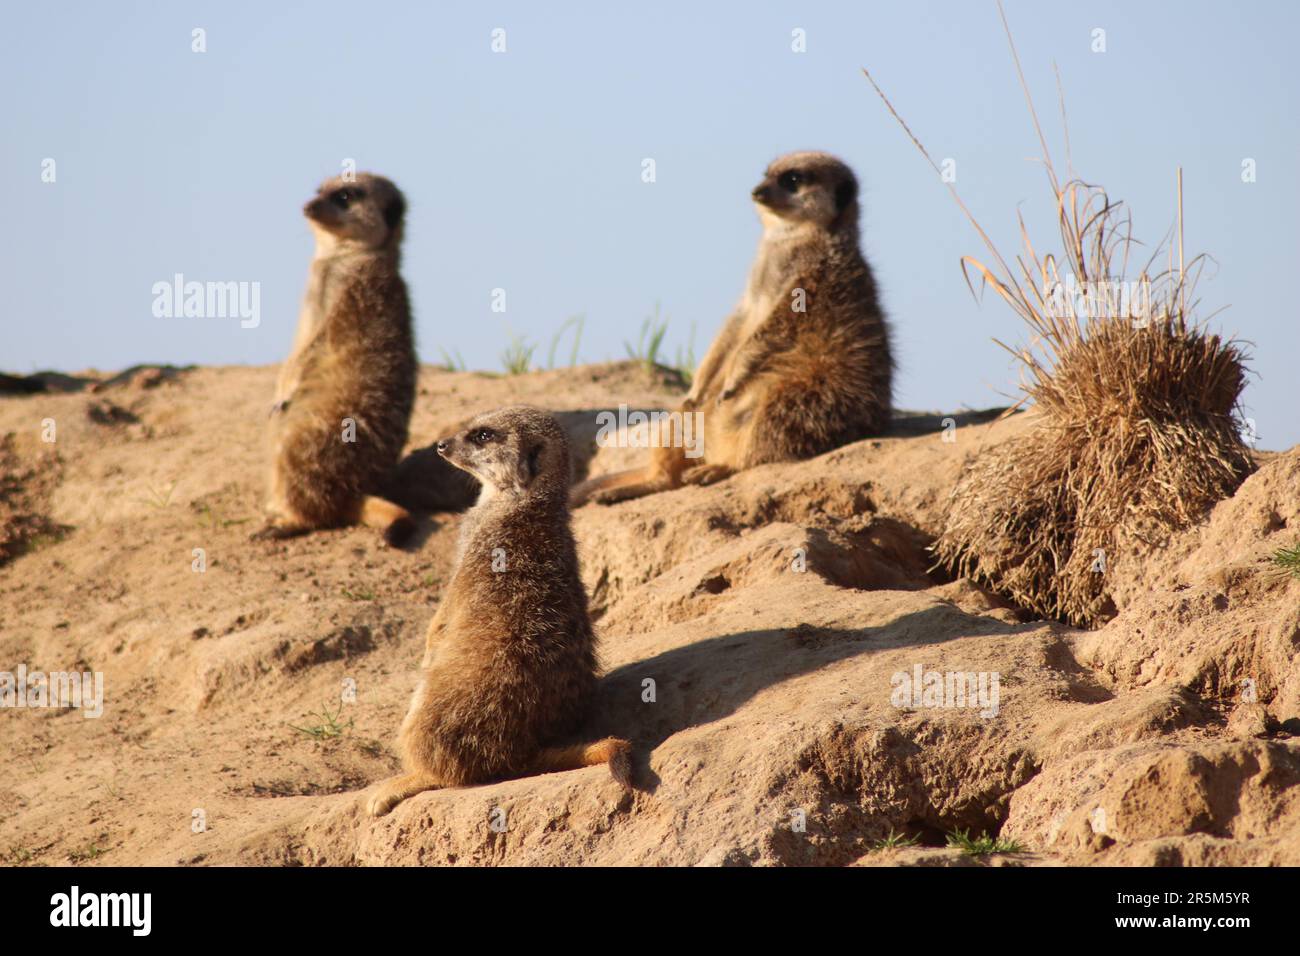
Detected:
left=0, top=363, right=1295, bottom=866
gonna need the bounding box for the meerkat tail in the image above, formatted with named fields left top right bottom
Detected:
left=365, top=771, right=444, bottom=817
left=569, top=468, right=637, bottom=506
left=354, top=495, right=416, bottom=546
left=532, top=737, right=633, bottom=789
left=570, top=468, right=665, bottom=507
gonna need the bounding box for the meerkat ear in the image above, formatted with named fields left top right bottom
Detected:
left=835, top=178, right=857, bottom=213
left=383, top=194, right=406, bottom=230
left=517, top=443, right=544, bottom=486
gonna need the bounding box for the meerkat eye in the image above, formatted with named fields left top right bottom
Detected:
left=777, top=171, right=803, bottom=191
left=331, top=189, right=353, bottom=208
left=471, top=428, right=495, bottom=445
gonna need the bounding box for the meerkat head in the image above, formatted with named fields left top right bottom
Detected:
left=751, top=151, right=859, bottom=232
left=302, top=172, right=407, bottom=251
left=436, top=406, right=571, bottom=504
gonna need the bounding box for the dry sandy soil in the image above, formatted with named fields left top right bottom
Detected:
left=1, top=361, right=1297, bottom=866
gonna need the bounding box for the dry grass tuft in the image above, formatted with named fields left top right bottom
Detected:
left=937, top=321, right=1252, bottom=625
left=865, top=3, right=1254, bottom=627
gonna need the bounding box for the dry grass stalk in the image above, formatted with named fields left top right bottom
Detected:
left=864, top=2, right=1253, bottom=626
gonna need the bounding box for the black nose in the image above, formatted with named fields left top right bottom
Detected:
left=752, top=184, right=771, bottom=203
left=303, top=197, right=325, bottom=218
left=436, top=440, right=449, bottom=455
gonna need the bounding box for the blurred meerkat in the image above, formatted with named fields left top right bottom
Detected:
left=365, top=406, right=631, bottom=817
left=255, top=172, right=417, bottom=545
left=571, top=151, right=893, bottom=506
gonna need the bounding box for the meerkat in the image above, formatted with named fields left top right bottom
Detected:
left=571, top=151, right=893, bottom=506
left=365, top=406, right=631, bottom=816
left=255, top=172, right=417, bottom=545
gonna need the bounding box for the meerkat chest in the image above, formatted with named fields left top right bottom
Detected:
left=739, top=235, right=808, bottom=328
left=300, top=258, right=345, bottom=330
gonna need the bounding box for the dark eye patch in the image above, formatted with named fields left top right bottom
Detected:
left=470, top=428, right=495, bottom=445
left=777, top=171, right=802, bottom=191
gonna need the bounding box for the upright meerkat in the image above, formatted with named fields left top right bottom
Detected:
left=571, top=151, right=893, bottom=506
left=256, top=172, right=417, bottom=544
left=366, top=406, right=631, bottom=817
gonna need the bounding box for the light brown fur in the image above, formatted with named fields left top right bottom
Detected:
left=571, top=151, right=893, bottom=506
left=255, top=172, right=417, bottom=545
left=365, top=406, right=631, bottom=817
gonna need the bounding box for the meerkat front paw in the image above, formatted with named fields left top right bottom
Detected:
left=682, top=463, right=732, bottom=486
left=591, top=485, right=639, bottom=506
left=250, top=520, right=306, bottom=541
left=364, top=772, right=441, bottom=817
left=364, top=784, right=403, bottom=818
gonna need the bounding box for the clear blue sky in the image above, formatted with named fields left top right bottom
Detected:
left=6, top=1, right=1297, bottom=448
